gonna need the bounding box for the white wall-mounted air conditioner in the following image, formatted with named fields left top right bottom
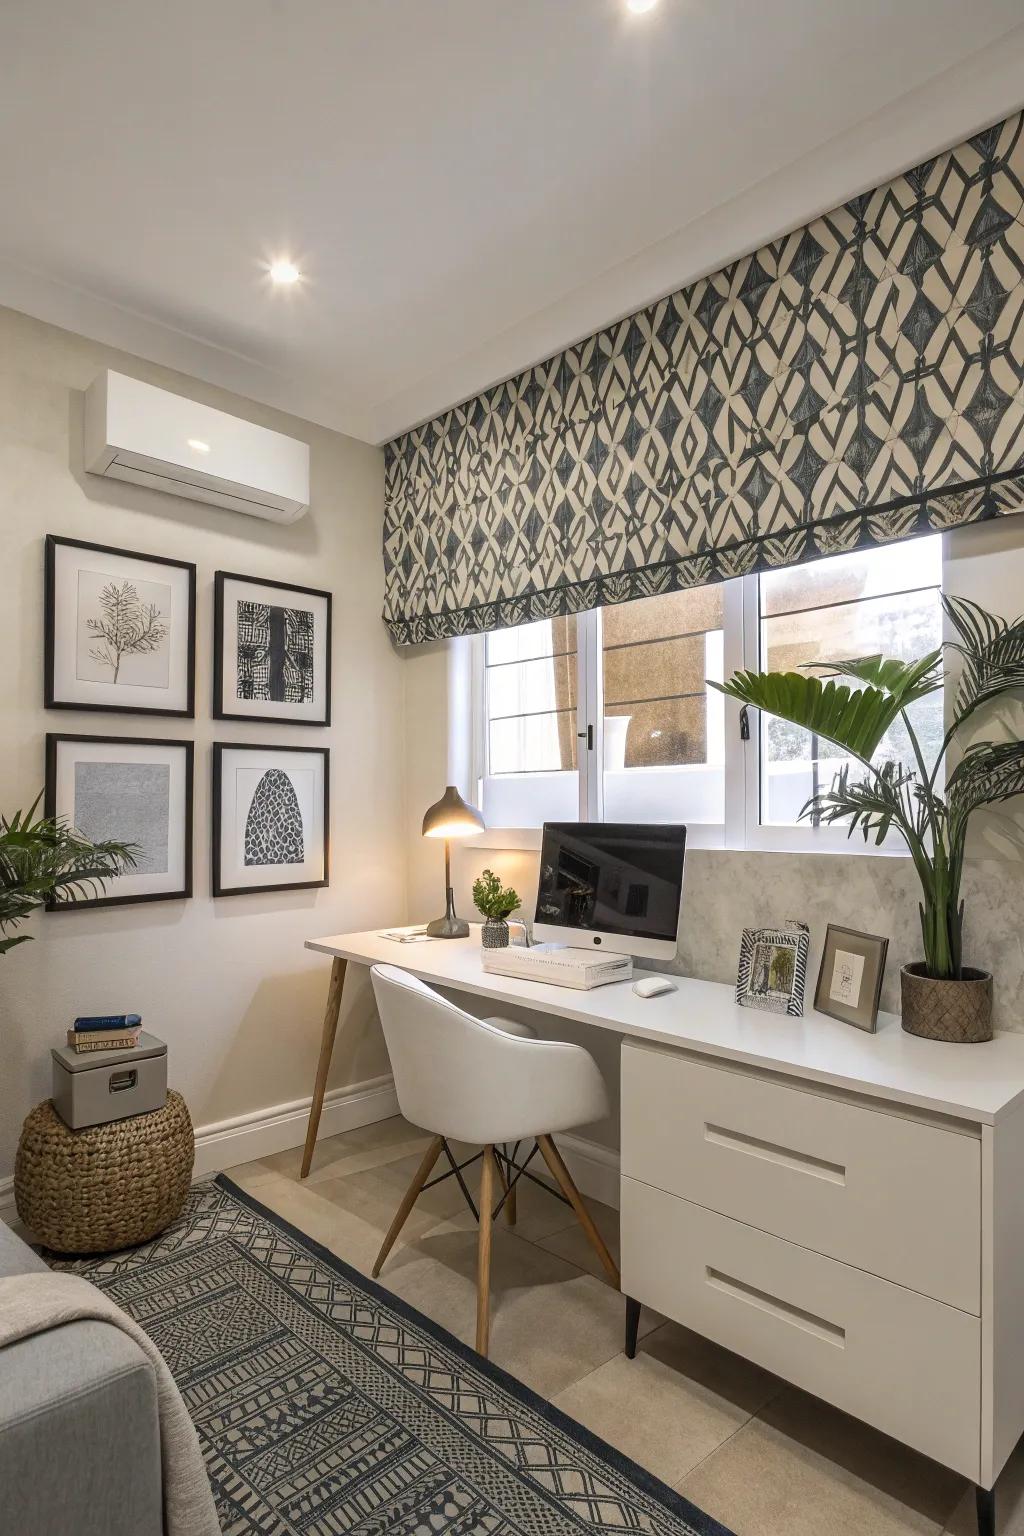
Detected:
left=83, top=370, right=310, bottom=523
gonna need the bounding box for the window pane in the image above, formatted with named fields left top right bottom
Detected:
left=759, top=539, right=943, bottom=828
left=486, top=615, right=577, bottom=665
left=489, top=713, right=578, bottom=776
left=482, top=616, right=581, bottom=828
left=602, top=586, right=727, bottom=826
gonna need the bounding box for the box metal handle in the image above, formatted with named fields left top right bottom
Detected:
left=109, top=1070, right=138, bottom=1093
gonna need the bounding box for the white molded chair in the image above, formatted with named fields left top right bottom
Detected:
left=370, top=963, right=619, bottom=1355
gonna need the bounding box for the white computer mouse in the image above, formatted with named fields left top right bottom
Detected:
left=632, top=975, right=677, bottom=998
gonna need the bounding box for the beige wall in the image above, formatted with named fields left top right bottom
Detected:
left=0, top=306, right=406, bottom=1183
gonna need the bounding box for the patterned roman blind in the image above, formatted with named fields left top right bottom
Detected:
left=383, top=114, right=1024, bottom=645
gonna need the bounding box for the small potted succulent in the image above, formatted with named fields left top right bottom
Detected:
left=472, top=869, right=521, bottom=950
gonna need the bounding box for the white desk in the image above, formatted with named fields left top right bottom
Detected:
left=302, top=930, right=1024, bottom=1530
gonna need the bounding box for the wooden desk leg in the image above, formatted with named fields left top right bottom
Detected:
left=301, top=957, right=348, bottom=1179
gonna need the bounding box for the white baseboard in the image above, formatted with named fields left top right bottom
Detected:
left=0, top=1075, right=400, bottom=1221
left=0, top=1085, right=621, bottom=1222
left=192, top=1074, right=399, bottom=1179
left=548, top=1130, right=621, bottom=1210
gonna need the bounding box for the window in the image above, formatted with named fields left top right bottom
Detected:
left=473, top=536, right=944, bottom=852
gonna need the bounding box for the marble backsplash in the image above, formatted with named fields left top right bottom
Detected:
left=449, top=845, right=1024, bottom=1031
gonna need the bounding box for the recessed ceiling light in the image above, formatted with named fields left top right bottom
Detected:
left=268, top=258, right=301, bottom=286
left=626, top=0, right=658, bottom=12
left=187, top=438, right=210, bottom=453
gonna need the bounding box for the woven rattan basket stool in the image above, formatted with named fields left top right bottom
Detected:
left=15, top=1090, right=194, bottom=1254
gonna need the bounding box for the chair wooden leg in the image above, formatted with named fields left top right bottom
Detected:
left=537, top=1134, right=620, bottom=1289
left=301, top=958, right=348, bottom=1179
left=476, top=1146, right=496, bottom=1356
left=371, top=1135, right=444, bottom=1278
left=496, top=1146, right=517, bottom=1226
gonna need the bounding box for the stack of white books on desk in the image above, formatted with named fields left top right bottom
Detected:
left=481, top=943, right=633, bottom=990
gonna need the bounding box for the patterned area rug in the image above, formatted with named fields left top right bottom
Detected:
left=61, top=1175, right=733, bottom=1536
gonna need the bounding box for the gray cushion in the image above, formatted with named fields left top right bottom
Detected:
left=0, top=1220, right=47, bottom=1278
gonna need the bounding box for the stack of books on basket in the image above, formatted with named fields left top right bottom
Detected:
left=67, top=1013, right=143, bottom=1054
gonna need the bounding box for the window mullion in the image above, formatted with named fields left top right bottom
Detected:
left=577, top=608, right=602, bottom=822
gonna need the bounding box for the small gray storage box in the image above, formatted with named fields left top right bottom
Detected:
left=51, top=1032, right=167, bottom=1130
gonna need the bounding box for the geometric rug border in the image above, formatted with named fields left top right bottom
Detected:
left=217, top=1172, right=736, bottom=1536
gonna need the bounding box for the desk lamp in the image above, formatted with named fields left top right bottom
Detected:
left=422, top=785, right=485, bottom=937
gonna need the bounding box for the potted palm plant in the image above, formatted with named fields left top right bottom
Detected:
left=1, top=797, right=136, bottom=953
left=472, top=869, right=521, bottom=950
left=710, top=596, right=1024, bottom=1043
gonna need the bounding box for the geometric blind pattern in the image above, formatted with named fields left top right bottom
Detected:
left=383, top=113, right=1024, bottom=644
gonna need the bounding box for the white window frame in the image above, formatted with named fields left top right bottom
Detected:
left=470, top=551, right=944, bottom=856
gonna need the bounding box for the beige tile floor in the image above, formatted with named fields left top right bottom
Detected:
left=219, top=1113, right=1024, bottom=1536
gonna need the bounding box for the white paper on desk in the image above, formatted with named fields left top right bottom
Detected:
left=378, top=927, right=433, bottom=943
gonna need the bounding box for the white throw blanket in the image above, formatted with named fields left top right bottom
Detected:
left=0, top=1271, right=220, bottom=1536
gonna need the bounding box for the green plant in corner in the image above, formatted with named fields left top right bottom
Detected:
left=472, top=869, right=520, bottom=922
left=0, top=797, right=138, bottom=953
left=709, top=596, right=1024, bottom=984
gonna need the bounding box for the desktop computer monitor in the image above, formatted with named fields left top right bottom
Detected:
left=533, top=822, right=686, bottom=961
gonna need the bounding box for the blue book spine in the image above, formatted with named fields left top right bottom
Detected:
left=73, top=1014, right=142, bottom=1033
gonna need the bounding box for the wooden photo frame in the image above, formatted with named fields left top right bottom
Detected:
left=45, top=733, right=194, bottom=909
left=45, top=535, right=196, bottom=717
left=212, top=742, right=330, bottom=897
left=814, top=924, right=889, bottom=1032
left=213, top=571, right=332, bottom=726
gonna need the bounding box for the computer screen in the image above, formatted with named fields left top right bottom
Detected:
left=534, top=822, right=686, bottom=956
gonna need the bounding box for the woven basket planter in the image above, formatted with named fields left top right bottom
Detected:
left=15, top=1090, right=194, bottom=1254
left=900, top=963, right=993, bottom=1044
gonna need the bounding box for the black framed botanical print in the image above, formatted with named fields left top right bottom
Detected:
left=45, top=535, right=196, bottom=716
left=212, top=743, right=329, bottom=896
left=45, top=733, right=194, bottom=909
left=213, top=572, right=331, bottom=725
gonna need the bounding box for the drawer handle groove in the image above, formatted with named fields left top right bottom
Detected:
left=705, top=1123, right=846, bottom=1185
left=705, top=1267, right=846, bottom=1347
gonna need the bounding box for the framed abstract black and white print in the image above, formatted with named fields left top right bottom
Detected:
left=213, top=572, right=332, bottom=725
left=45, top=536, right=196, bottom=716
left=45, top=733, right=194, bottom=909
left=212, top=743, right=329, bottom=897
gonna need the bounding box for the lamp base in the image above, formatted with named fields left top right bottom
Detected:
left=426, top=914, right=470, bottom=939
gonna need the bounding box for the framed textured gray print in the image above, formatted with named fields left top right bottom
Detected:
left=45, top=734, right=194, bottom=908
left=213, top=572, right=331, bottom=725
left=212, top=743, right=329, bottom=896
left=45, top=536, right=196, bottom=716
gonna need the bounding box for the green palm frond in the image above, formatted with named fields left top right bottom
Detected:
left=802, top=650, right=944, bottom=709
left=803, top=759, right=917, bottom=846
left=946, top=740, right=1024, bottom=824
left=708, top=670, right=904, bottom=762
left=0, top=797, right=137, bottom=950
left=943, top=595, right=1024, bottom=721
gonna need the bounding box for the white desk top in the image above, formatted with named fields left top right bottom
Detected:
left=308, top=930, right=1024, bottom=1126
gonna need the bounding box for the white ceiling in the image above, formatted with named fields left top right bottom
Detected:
left=2, top=0, right=1024, bottom=446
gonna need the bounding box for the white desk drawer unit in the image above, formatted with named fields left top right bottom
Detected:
left=620, top=1036, right=1024, bottom=1512
left=621, top=1177, right=980, bottom=1477
left=621, top=1046, right=981, bottom=1313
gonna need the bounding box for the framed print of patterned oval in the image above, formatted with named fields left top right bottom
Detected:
left=212, top=743, right=329, bottom=897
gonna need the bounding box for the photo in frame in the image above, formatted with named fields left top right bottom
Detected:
left=212, top=743, right=329, bottom=896
left=213, top=572, right=332, bottom=725
left=45, top=733, right=194, bottom=909
left=736, top=920, right=810, bottom=1017
left=45, top=535, right=196, bottom=716
left=814, top=924, right=889, bottom=1032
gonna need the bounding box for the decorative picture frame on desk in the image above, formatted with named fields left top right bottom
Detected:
left=736, top=920, right=809, bottom=1017
left=814, top=924, right=889, bottom=1032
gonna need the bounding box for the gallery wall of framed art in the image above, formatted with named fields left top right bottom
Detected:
left=41, top=536, right=336, bottom=910
left=45, top=535, right=196, bottom=717
left=213, top=571, right=331, bottom=726
left=45, top=733, right=194, bottom=908
left=212, top=743, right=329, bottom=897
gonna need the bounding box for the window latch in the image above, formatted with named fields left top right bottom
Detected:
left=577, top=724, right=594, bottom=750
left=739, top=705, right=750, bottom=741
